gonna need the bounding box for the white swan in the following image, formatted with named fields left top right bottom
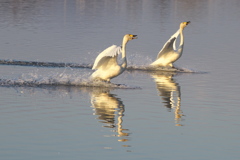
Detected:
left=90, top=34, right=137, bottom=82
left=150, top=21, right=190, bottom=68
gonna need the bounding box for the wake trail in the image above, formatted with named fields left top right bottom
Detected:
left=0, top=59, right=201, bottom=73
left=0, top=59, right=92, bottom=69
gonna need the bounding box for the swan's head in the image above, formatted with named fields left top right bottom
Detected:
left=180, top=21, right=190, bottom=29
left=123, top=34, right=138, bottom=43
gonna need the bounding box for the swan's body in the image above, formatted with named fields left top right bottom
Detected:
left=150, top=21, right=190, bottom=68
left=90, top=34, right=137, bottom=82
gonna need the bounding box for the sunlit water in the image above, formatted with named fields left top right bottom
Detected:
left=1, top=0, right=240, bottom=160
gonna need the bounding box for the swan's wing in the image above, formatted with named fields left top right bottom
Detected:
left=92, top=45, right=122, bottom=70
left=157, top=30, right=180, bottom=59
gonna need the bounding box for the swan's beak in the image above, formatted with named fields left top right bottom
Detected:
left=131, top=35, right=138, bottom=39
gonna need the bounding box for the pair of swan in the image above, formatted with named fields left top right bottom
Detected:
left=90, top=21, right=190, bottom=82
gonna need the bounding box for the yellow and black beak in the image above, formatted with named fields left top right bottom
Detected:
left=186, top=21, right=191, bottom=25
left=131, top=34, right=138, bottom=39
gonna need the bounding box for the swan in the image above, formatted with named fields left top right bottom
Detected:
left=90, top=34, right=137, bottom=82
left=150, top=21, right=190, bottom=68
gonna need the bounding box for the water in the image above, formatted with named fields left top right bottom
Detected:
left=1, top=0, right=240, bottom=159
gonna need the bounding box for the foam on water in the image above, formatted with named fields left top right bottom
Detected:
left=0, top=71, right=140, bottom=89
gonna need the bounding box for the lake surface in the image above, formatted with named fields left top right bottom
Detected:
left=1, top=0, right=240, bottom=159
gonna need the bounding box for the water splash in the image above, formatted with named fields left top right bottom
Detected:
left=127, top=65, right=198, bottom=73
left=0, top=71, right=140, bottom=89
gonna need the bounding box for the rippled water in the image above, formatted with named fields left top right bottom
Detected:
left=1, top=0, right=240, bottom=160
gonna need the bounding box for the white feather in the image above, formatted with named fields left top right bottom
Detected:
left=92, top=45, right=122, bottom=70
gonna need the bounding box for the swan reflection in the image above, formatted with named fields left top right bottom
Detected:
left=151, top=72, right=184, bottom=126
left=89, top=88, right=131, bottom=146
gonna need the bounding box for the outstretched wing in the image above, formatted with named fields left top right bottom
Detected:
left=157, top=30, right=180, bottom=59
left=92, top=45, right=122, bottom=70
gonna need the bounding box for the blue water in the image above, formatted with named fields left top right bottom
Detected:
left=1, top=0, right=240, bottom=160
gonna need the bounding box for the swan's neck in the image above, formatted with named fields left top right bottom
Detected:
left=179, top=28, right=184, bottom=46
left=178, top=27, right=184, bottom=53
left=120, top=39, right=128, bottom=69
left=121, top=38, right=128, bottom=58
